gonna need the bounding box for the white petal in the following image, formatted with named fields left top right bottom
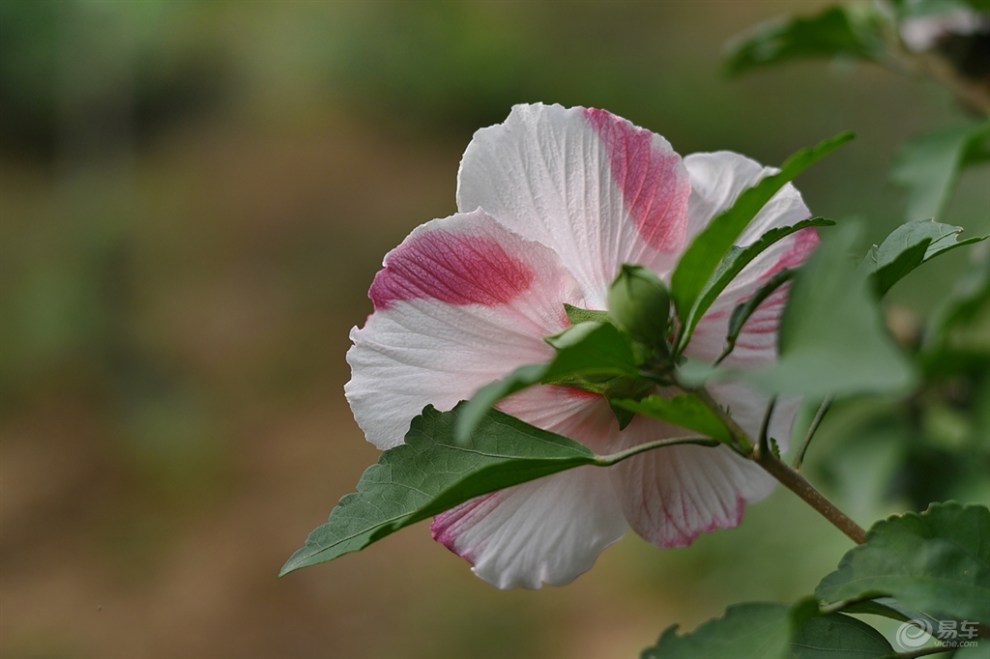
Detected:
left=607, top=408, right=780, bottom=548
left=457, top=103, right=691, bottom=306
left=432, top=464, right=627, bottom=589
left=346, top=210, right=583, bottom=449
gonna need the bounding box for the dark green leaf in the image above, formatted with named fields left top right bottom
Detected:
left=643, top=603, right=792, bottom=659
left=891, top=121, right=990, bottom=221
left=816, top=502, right=990, bottom=624
left=791, top=611, right=893, bottom=659
left=455, top=321, right=638, bottom=442
left=671, top=135, right=851, bottom=354
left=280, top=404, right=597, bottom=576
left=642, top=600, right=892, bottom=659
left=742, top=223, right=916, bottom=398
left=863, top=219, right=988, bottom=296
left=611, top=394, right=733, bottom=443
left=725, top=6, right=885, bottom=77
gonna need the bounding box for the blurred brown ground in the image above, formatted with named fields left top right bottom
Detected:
left=1, top=2, right=986, bottom=658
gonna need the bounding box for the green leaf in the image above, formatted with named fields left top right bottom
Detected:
left=280, top=404, right=597, bottom=576
left=611, top=394, right=732, bottom=443
left=643, top=603, right=792, bottom=659
left=671, top=135, right=851, bottom=354
left=642, top=600, right=892, bottom=659
left=455, top=321, right=638, bottom=442
left=790, top=611, right=893, bottom=659
left=891, top=121, right=990, bottom=221
left=816, top=502, right=990, bottom=624
left=725, top=5, right=885, bottom=77
left=742, top=223, right=916, bottom=398
left=862, top=219, right=989, bottom=296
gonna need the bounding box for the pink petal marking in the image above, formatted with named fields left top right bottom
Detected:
left=431, top=493, right=500, bottom=564
left=761, top=227, right=820, bottom=280
left=583, top=107, right=690, bottom=253
left=369, top=230, right=536, bottom=310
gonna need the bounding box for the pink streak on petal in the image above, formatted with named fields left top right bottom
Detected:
left=761, top=227, right=820, bottom=280
left=658, top=495, right=746, bottom=548
left=431, top=492, right=500, bottom=564
left=369, top=231, right=536, bottom=310
left=583, top=107, right=690, bottom=252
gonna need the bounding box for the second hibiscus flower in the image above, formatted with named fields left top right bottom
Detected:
left=346, top=103, right=819, bottom=589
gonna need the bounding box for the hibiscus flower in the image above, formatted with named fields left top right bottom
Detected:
left=345, top=103, right=818, bottom=589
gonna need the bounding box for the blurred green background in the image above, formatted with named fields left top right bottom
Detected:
left=1, top=1, right=987, bottom=658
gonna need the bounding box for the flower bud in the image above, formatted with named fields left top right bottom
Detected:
left=607, top=264, right=671, bottom=347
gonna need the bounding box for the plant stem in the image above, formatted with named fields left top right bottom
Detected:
left=754, top=448, right=867, bottom=544
left=597, top=436, right=720, bottom=466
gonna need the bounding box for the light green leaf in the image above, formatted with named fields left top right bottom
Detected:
left=816, top=502, right=990, bottom=624
left=672, top=135, right=851, bottom=354
left=611, top=394, right=732, bottom=444
left=862, top=219, right=988, bottom=296
left=891, top=121, right=990, bottom=221
left=742, top=223, right=916, bottom=398
left=455, top=321, right=639, bottom=442
left=725, top=5, right=885, bottom=77
left=281, top=403, right=598, bottom=576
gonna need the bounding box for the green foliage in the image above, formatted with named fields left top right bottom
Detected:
left=725, top=5, right=885, bottom=77
left=644, top=503, right=990, bottom=659
left=671, top=134, right=852, bottom=354
left=891, top=122, right=990, bottom=222
left=643, top=603, right=792, bottom=659
left=789, top=608, right=894, bottom=659
left=742, top=223, right=916, bottom=398
left=641, top=600, right=892, bottom=659
left=817, top=502, right=990, bottom=624
left=281, top=404, right=599, bottom=576
left=863, top=219, right=988, bottom=296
